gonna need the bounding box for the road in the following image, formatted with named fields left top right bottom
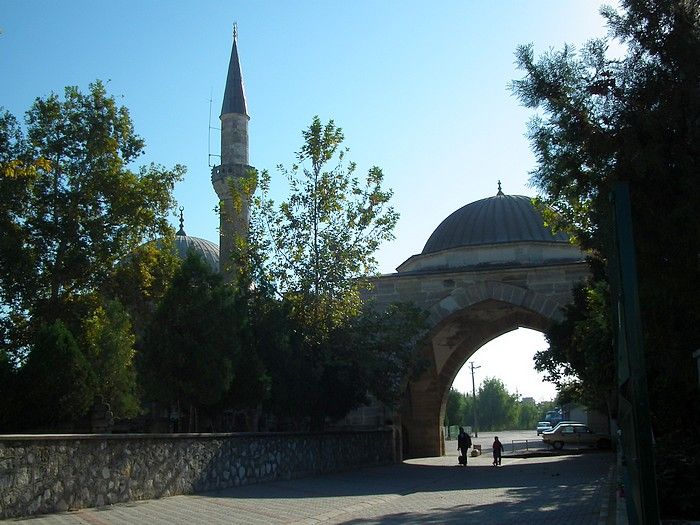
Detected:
left=446, top=429, right=550, bottom=458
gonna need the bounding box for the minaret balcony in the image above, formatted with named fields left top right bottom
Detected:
left=211, top=163, right=254, bottom=185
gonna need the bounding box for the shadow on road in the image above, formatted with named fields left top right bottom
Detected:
left=202, top=451, right=613, bottom=502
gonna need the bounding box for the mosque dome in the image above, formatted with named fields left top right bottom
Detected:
left=397, top=183, right=582, bottom=273
left=172, top=208, right=220, bottom=272
left=422, top=187, right=569, bottom=255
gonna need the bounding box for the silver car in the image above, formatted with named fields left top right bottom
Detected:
left=542, top=423, right=611, bottom=450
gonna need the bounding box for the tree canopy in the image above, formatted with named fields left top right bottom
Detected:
left=511, top=0, right=699, bottom=516
left=0, top=81, right=183, bottom=363
left=0, top=81, right=183, bottom=429
left=444, top=386, right=555, bottom=432
left=140, top=252, right=243, bottom=431
left=252, top=116, right=398, bottom=336
left=248, top=116, right=424, bottom=429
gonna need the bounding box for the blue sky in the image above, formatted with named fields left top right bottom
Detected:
left=1, top=1, right=615, bottom=401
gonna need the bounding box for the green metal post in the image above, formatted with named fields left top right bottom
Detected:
left=610, top=182, right=660, bottom=524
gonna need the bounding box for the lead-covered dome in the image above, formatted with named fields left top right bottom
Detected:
left=172, top=208, right=219, bottom=272
left=422, top=193, right=569, bottom=254
left=174, top=233, right=219, bottom=272
left=396, top=186, right=583, bottom=274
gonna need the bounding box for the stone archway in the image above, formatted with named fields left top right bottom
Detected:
left=368, top=262, right=589, bottom=458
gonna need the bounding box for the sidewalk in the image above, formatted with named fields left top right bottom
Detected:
left=3, top=450, right=615, bottom=524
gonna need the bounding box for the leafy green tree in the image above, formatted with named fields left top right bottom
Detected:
left=140, top=252, right=242, bottom=431
left=253, top=116, right=398, bottom=335
left=0, top=81, right=183, bottom=363
left=249, top=116, right=417, bottom=429
left=445, top=388, right=470, bottom=428
left=103, top=238, right=181, bottom=338
left=511, top=0, right=699, bottom=516
left=537, top=400, right=559, bottom=421
left=352, top=303, right=429, bottom=408
left=534, top=278, right=614, bottom=412
left=516, top=398, right=540, bottom=430
left=478, top=378, right=518, bottom=431
left=82, top=300, right=139, bottom=418
left=19, top=321, right=96, bottom=430
left=214, top=277, right=273, bottom=430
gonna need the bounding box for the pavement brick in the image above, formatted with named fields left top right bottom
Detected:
left=3, top=449, right=614, bottom=525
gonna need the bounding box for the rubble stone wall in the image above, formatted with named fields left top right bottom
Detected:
left=0, top=430, right=394, bottom=519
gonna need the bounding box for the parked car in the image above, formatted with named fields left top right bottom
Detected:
left=541, top=423, right=611, bottom=450
left=536, top=421, right=552, bottom=435
left=546, top=420, right=583, bottom=433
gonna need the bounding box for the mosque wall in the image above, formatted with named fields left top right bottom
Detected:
left=0, top=430, right=394, bottom=520
left=367, top=261, right=590, bottom=320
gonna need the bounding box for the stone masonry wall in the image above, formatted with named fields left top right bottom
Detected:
left=0, top=430, right=394, bottom=520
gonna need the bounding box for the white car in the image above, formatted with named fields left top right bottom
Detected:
left=536, top=421, right=552, bottom=435
left=542, top=423, right=612, bottom=450
left=546, top=420, right=583, bottom=433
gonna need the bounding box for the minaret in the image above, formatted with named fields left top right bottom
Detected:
left=212, top=25, right=254, bottom=280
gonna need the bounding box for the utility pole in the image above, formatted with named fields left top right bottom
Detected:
left=469, top=362, right=481, bottom=437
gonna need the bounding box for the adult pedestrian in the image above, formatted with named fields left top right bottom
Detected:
left=492, top=436, right=504, bottom=466
left=457, top=426, right=472, bottom=465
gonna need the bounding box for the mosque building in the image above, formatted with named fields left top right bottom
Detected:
left=177, top=30, right=581, bottom=283
left=173, top=29, right=591, bottom=457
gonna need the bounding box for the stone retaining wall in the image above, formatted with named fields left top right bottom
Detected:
left=0, top=429, right=395, bottom=519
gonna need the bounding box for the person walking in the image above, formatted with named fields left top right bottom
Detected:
left=492, top=436, right=504, bottom=466
left=457, top=426, right=472, bottom=465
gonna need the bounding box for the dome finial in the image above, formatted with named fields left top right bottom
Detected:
left=176, top=206, right=186, bottom=236
left=497, top=180, right=504, bottom=196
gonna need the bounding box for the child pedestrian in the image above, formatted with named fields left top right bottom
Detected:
left=492, top=436, right=504, bottom=466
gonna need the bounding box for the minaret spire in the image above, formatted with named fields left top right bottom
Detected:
left=221, top=23, right=248, bottom=117
left=212, top=27, right=255, bottom=280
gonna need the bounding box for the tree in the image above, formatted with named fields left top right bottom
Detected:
left=249, top=116, right=417, bottom=429
left=0, top=81, right=183, bottom=431
left=478, top=378, right=518, bottom=431
left=0, top=81, right=183, bottom=363
left=0, top=350, right=18, bottom=430
left=534, top=277, right=614, bottom=413
left=140, top=252, right=242, bottom=431
left=516, top=398, right=540, bottom=430
left=511, top=0, right=700, bottom=516
left=445, top=388, right=471, bottom=428
left=18, top=321, right=96, bottom=430
left=354, top=302, right=429, bottom=408
left=82, top=300, right=139, bottom=418
left=252, top=116, right=398, bottom=336
left=103, top=237, right=181, bottom=338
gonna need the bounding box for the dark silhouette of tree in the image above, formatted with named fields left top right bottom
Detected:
left=140, top=252, right=244, bottom=431
left=511, top=0, right=700, bottom=516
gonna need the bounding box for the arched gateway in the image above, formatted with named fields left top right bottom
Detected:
left=367, top=187, right=589, bottom=458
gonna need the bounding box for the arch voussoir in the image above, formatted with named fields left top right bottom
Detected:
left=541, top=297, right=561, bottom=319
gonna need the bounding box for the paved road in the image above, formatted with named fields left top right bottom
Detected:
left=4, top=443, right=614, bottom=525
